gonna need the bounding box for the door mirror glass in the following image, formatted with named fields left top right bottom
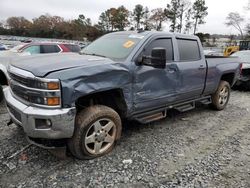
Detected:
left=151, top=47, right=166, bottom=68
left=138, top=47, right=166, bottom=69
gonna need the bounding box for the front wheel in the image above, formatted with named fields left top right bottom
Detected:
left=211, top=81, right=230, bottom=110
left=68, top=105, right=122, bottom=159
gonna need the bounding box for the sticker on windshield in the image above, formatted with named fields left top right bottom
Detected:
left=123, top=40, right=135, bottom=48
left=128, top=34, right=144, bottom=39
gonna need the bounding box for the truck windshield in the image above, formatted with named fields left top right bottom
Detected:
left=80, top=33, right=143, bottom=60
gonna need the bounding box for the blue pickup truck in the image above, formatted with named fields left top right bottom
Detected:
left=4, top=31, right=240, bottom=159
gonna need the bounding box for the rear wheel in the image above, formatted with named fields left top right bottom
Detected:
left=68, top=105, right=122, bottom=159
left=211, top=81, right=230, bottom=110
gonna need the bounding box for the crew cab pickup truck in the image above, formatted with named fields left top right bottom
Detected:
left=4, top=31, right=241, bottom=159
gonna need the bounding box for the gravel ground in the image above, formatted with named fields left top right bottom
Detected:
left=0, top=90, right=250, bottom=187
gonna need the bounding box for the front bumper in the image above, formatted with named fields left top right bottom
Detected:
left=4, top=87, right=76, bottom=139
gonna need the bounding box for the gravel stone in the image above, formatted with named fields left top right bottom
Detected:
left=1, top=90, right=250, bottom=187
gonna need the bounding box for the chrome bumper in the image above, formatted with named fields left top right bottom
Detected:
left=4, top=87, right=76, bottom=139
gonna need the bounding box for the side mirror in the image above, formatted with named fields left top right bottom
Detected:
left=137, top=47, right=166, bottom=69
left=151, top=48, right=166, bottom=68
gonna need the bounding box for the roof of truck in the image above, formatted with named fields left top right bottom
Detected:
left=107, top=31, right=199, bottom=41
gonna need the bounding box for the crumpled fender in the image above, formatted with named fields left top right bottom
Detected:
left=47, top=61, right=132, bottom=109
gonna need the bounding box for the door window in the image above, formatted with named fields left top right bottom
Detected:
left=41, top=45, right=61, bottom=53
left=22, top=45, right=40, bottom=54
left=144, top=38, right=173, bottom=62
left=177, top=39, right=201, bottom=61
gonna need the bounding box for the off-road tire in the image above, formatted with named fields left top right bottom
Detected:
left=67, top=105, right=122, bottom=160
left=211, top=81, right=230, bottom=110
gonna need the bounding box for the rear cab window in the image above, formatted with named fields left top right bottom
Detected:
left=177, top=39, right=201, bottom=61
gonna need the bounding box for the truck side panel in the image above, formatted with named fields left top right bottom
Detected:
left=204, top=57, right=240, bottom=95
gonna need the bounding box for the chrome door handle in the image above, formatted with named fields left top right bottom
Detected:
left=198, top=65, right=206, bottom=69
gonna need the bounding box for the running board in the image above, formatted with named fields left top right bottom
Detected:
left=174, top=101, right=195, bottom=112
left=135, top=111, right=166, bottom=124
left=198, top=97, right=211, bottom=105
left=133, top=96, right=211, bottom=124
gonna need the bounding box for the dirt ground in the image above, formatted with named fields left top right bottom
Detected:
left=0, top=90, right=250, bottom=188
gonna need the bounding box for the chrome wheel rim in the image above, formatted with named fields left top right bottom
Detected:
left=84, top=118, right=116, bottom=155
left=218, top=86, right=229, bottom=106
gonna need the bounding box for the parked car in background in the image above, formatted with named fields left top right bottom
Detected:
left=204, top=49, right=223, bottom=56
left=8, top=42, right=81, bottom=55
left=231, top=50, right=250, bottom=89
left=0, top=44, right=7, bottom=51
left=0, top=42, right=81, bottom=103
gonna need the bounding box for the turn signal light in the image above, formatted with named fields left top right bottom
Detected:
left=47, top=82, right=60, bottom=90
left=47, top=97, right=60, bottom=106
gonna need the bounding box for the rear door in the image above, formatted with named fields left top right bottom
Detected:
left=173, top=38, right=206, bottom=99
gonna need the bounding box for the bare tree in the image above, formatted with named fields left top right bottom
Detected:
left=225, top=12, right=244, bottom=39
left=177, top=0, right=191, bottom=33
left=150, top=8, right=167, bottom=31
left=184, top=8, right=193, bottom=33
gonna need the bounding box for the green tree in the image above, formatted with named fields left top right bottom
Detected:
left=114, top=6, right=130, bottom=31
left=142, top=7, right=152, bottom=30
left=192, top=0, right=208, bottom=34
left=133, top=4, right=144, bottom=30
left=98, top=8, right=119, bottom=32
left=98, top=11, right=112, bottom=32
left=165, top=0, right=179, bottom=32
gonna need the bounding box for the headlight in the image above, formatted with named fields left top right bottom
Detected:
left=8, top=66, right=62, bottom=108
left=32, top=78, right=61, bottom=107
left=32, top=79, right=60, bottom=90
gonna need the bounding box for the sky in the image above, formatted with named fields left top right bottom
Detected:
left=0, top=0, right=249, bottom=35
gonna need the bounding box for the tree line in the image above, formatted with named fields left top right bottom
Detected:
left=0, top=0, right=208, bottom=41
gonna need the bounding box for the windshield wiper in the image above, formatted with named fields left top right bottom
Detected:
left=80, top=52, right=106, bottom=58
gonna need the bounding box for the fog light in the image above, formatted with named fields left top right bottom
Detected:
left=35, top=119, right=52, bottom=129
left=47, top=97, right=60, bottom=106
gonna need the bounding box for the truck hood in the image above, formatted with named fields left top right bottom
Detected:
left=10, top=53, right=115, bottom=77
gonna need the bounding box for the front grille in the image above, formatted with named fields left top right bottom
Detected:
left=10, top=80, right=45, bottom=105
left=9, top=72, right=30, bottom=87
left=8, top=67, right=61, bottom=108
left=10, top=82, right=29, bottom=101
left=7, top=104, right=22, bottom=122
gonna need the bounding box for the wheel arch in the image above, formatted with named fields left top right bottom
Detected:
left=220, top=72, right=235, bottom=86
left=75, top=88, right=128, bottom=118
left=0, top=69, right=8, bottom=86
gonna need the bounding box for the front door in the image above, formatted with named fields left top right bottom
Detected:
left=133, top=37, right=179, bottom=111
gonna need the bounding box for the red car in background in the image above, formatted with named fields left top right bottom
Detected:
left=0, top=42, right=81, bottom=103
left=13, top=42, right=81, bottom=54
